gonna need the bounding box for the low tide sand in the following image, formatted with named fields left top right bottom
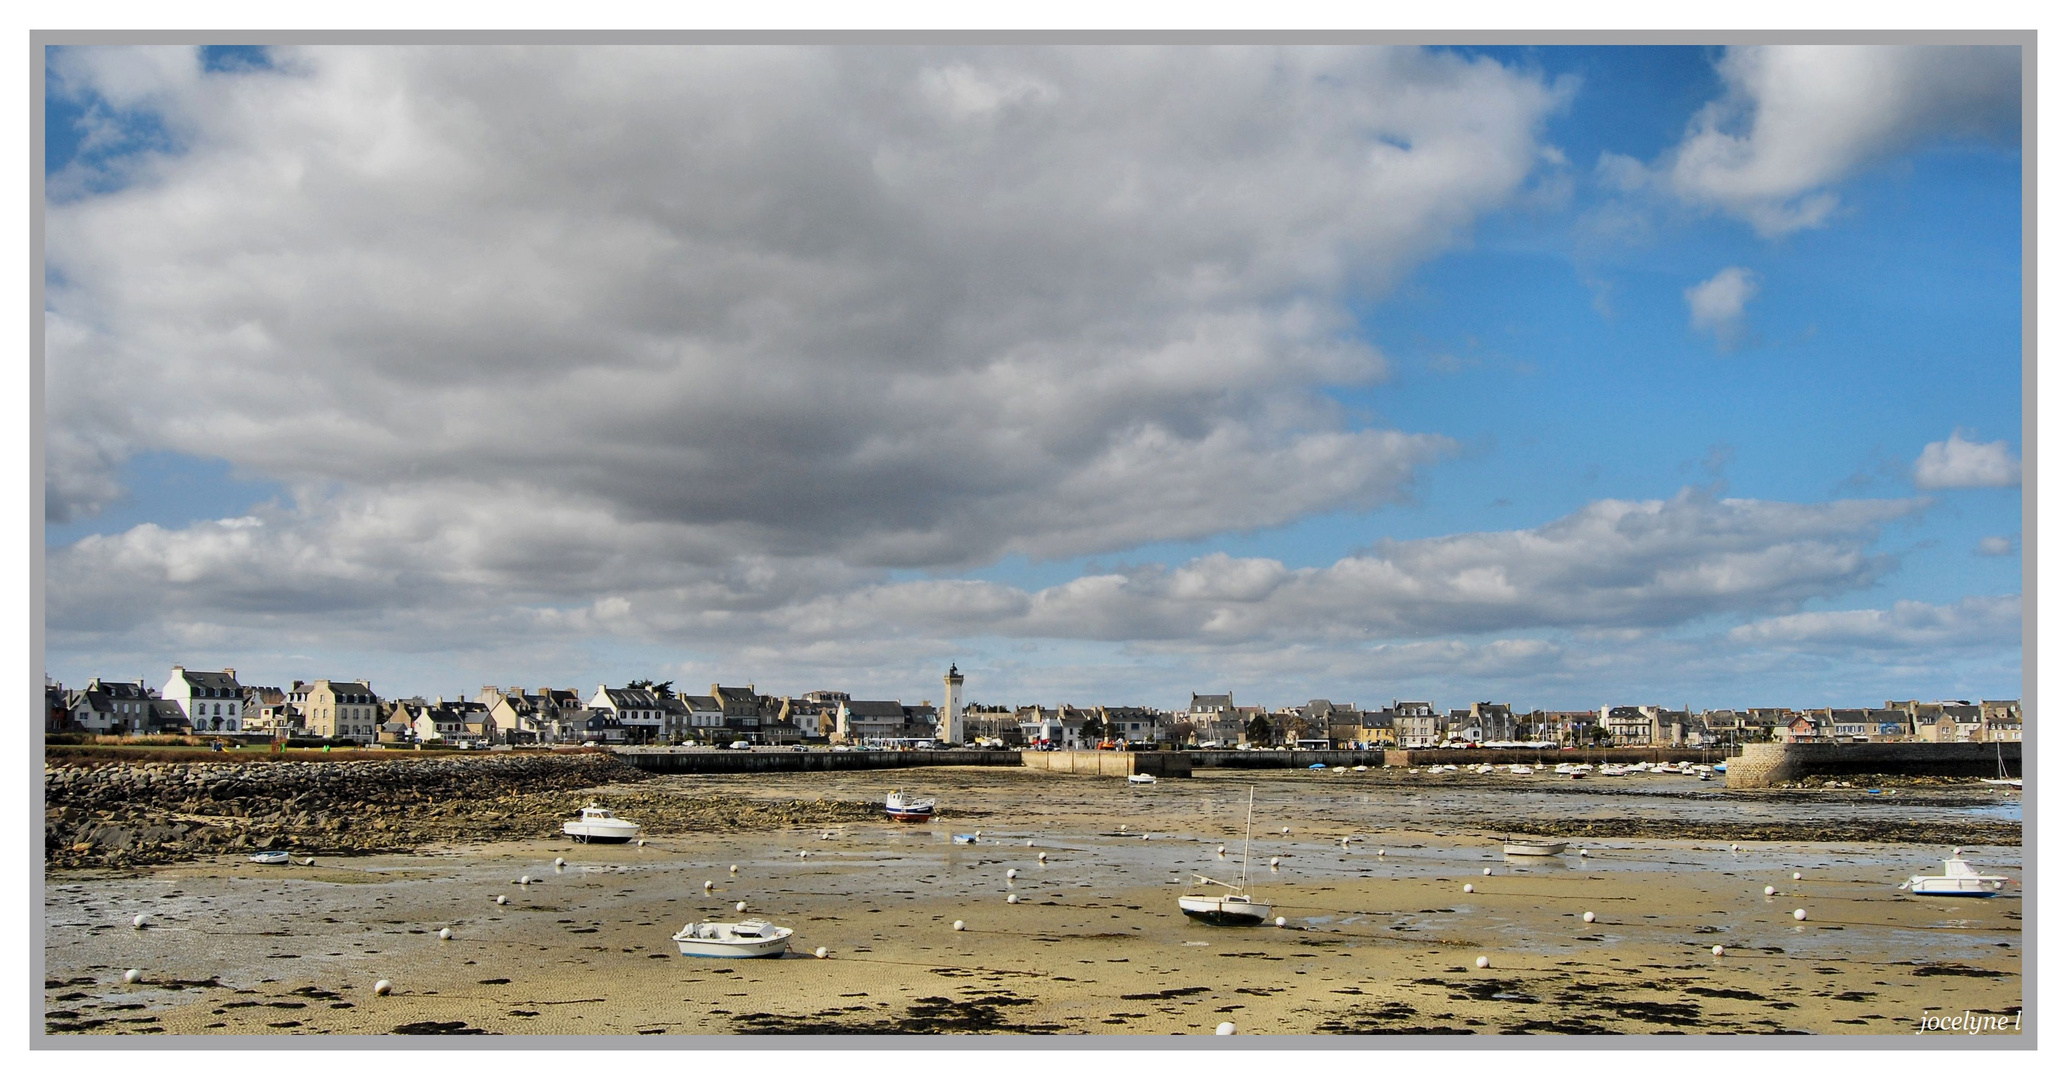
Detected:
left=44, top=767, right=2023, bottom=1037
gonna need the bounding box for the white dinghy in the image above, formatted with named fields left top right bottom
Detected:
left=672, top=918, right=795, bottom=959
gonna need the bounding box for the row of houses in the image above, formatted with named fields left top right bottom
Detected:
left=45, top=666, right=2025, bottom=750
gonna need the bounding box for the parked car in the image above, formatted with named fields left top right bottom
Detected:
left=728, top=740, right=753, bottom=750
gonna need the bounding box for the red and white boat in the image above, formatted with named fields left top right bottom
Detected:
left=885, top=790, right=936, bottom=822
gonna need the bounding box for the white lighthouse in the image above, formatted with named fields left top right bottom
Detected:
left=940, top=663, right=965, bottom=745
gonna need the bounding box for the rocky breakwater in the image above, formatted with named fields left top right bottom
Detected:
left=45, top=752, right=648, bottom=871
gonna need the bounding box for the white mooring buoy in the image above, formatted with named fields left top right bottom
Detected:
left=1038, top=852, right=1047, bottom=863
left=374, top=979, right=392, bottom=996
left=798, top=850, right=808, bottom=858
left=1764, top=885, right=1777, bottom=896
left=1713, top=945, right=1725, bottom=957
left=495, top=895, right=508, bottom=905
left=132, top=914, right=147, bottom=929
left=1793, top=909, right=1807, bottom=921
left=729, top=865, right=738, bottom=875
left=1274, top=916, right=1287, bottom=927
left=814, top=946, right=829, bottom=959
left=1006, top=893, right=1018, bottom=904
left=736, top=901, right=747, bottom=913
left=1476, top=956, right=1490, bottom=969
left=438, top=927, right=451, bottom=940
left=555, top=857, right=565, bottom=867
left=122, top=969, right=141, bottom=985
left=1025, top=840, right=1033, bottom=847
left=1583, top=911, right=1596, bottom=923
left=1215, top=1021, right=1236, bottom=1035
left=1463, top=883, right=1474, bottom=893
left=953, top=920, right=965, bottom=932
left=1269, top=857, right=1280, bottom=869
left=1792, top=871, right=1802, bottom=880
left=1483, top=867, right=1493, bottom=876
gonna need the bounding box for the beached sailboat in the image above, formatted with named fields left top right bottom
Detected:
left=1178, top=786, right=1270, bottom=926
left=1981, top=742, right=2021, bottom=787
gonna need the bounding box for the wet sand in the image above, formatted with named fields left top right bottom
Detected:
left=43, top=768, right=2023, bottom=1036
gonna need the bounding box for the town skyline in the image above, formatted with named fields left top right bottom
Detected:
left=42, top=45, right=2025, bottom=710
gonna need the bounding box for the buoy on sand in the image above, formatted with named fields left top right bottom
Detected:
left=1713, top=945, right=1725, bottom=956
left=1463, top=883, right=1474, bottom=893
left=814, top=946, right=829, bottom=959
left=1764, top=885, right=1777, bottom=896
left=555, top=857, right=565, bottom=867
left=1482, top=867, right=1493, bottom=876
left=437, top=927, right=451, bottom=940
left=1274, top=916, right=1286, bottom=927
left=1025, top=840, right=1034, bottom=847
left=1475, top=956, right=1490, bottom=969
left=798, top=850, right=808, bottom=858
left=1006, top=893, right=1019, bottom=904
left=1006, top=868, right=1017, bottom=880
left=729, top=865, right=738, bottom=876
left=1582, top=911, right=1596, bottom=923
left=1038, top=853, right=1047, bottom=863
left=1793, top=909, right=1807, bottom=921
left=1269, top=857, right=1280, bottom=869
left=1792, top=871, right=1802, bottom=880
left=1215, top=1022, right=1236, bottom=1035
left=132, top=914, right=147, bottom=929
left=303, top=857, right=316, bottom=866
left=122, top=969, right=141, bottom=985
left=952, top=920, right=965, bottom=931
left=495, top=895, right=508, bottom=905
left=704, top=880, right=715, bottom=892
left=374, top=979, right=392, bottom=996
left=735, top=901, right=747, bottom=913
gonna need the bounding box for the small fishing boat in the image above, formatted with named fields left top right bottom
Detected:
left=671, top=918, right=794, bottom=958
left=1903, top=851, right=2011, bottom=897
left=1178, top=786, right=1270, bottom=926
left=562, top=803, right=641, bottom=843
left=248, top=850, right=293, bottom=865
left=1500, top=836, right=1568, bottom=857
left=1127, top=773, right=1158, bottom=784
left=885, top=790, right=936, bottom=822
left=951, top=833, right=978, bottom=845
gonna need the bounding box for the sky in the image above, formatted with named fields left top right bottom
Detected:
left=38, top=42, right=2026, bottom=713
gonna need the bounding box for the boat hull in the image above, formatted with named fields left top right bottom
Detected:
left=1502, top=841, right=1567, bottom=857
left=885, top=793, right=936, bottom=822
left=562, top=823, right=639, bottom=843
left=1178, top=895, right=1270, bottom=926
left=248, top=851, right=292, bottom=865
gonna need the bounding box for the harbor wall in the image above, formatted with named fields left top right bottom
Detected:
left=1725, top=741, right=2021, bottom=788
left=612, top=748, right=1024, bottom=773
left=1018, top=750, right=1192, bottom=778
left=1382, top=747, right=1720, bottom=767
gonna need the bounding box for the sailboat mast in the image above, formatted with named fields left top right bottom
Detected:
left=1239, top=786, right=1255, bottom=890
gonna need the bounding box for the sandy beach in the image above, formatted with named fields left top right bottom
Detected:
left=43, top=767, right=2024, bottom=1037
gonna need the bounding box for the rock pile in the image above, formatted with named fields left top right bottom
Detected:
left=45, top=752, right=646, bottom=870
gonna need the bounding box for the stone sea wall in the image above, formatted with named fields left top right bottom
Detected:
left=44, top=751, right=647, bottom=871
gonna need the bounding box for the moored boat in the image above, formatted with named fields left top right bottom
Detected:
left=1126, top=773, right=1157, bottom=784
left=1500, top=836, right=1568, bottom=857
left=248, top=850, right=292, bottom=865
left=1903, top=850, right=2011, bottom=897
left=1178, top=785, right=1270, bottom=926
left=886, top=790, right=936, bottom=822
left=562, top=803, right=641, bottom=843
left=671, top=918, right=794, bottom=958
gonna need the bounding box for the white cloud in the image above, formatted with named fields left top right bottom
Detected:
left=1659, top=45, right=2018, bottom=236
left=1684, top=266, right=1758, bottom=346
left=43, top=45, right=1563, bottom=561
left=1975, top=535, right=2017, bottom=557
left=1727, top=595, right=2020, bottom=650
left=1914, top=430, right=2022, bottom=489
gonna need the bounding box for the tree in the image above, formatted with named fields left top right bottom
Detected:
left=1079, top=716, right=1106, bottom=743
left=1167, top=720, right=1198, bottom=747
left=1245, top=714, right=1273, bottom=746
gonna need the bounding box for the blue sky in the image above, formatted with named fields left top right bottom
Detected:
left=41, top=43, right=2025, bottom=711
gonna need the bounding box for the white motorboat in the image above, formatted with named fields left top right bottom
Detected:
left=1903, top=851, right=2011, bottom=897
left=1127, top=773, right=1158, bottom=784
left=562, top=803, right=641, bottom=843
left=248, top=850, right=292, bottom=865
left=885, top=790, right=936, bottom=822
left=1178, top=785, right=1270, bottom=926
left=671, top=918, right=794, bottom=958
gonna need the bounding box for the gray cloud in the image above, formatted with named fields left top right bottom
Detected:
left=1594, top=46, right=2019, bottom=237
left=45, top=45, right=1565, bottom=569
left=1726, top=594, right=2019, bottom=650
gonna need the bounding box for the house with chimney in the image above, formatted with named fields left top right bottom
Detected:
left=167, top=666, right=247, bottom=734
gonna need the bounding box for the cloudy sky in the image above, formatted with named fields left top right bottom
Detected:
left=40, top=43, right=2024, bottom=712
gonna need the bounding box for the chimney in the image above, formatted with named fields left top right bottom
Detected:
left=224, top=668, right=235, bottom=680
